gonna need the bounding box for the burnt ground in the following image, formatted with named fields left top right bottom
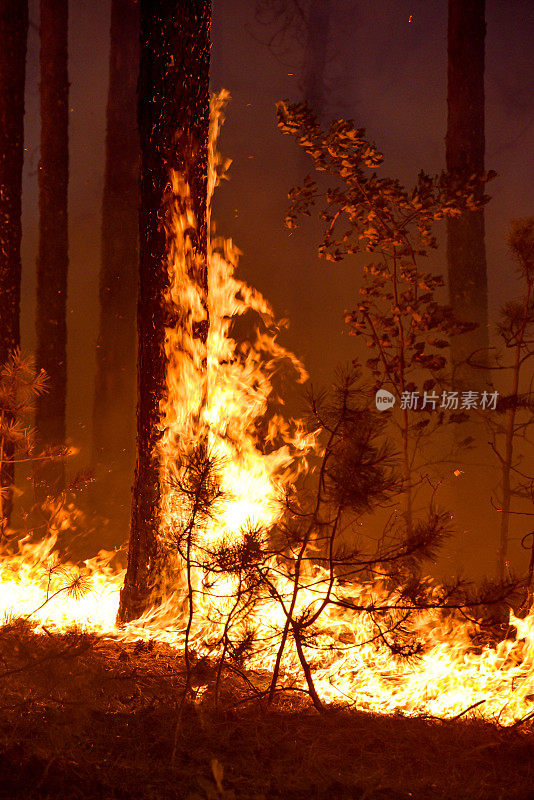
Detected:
left=0, top=623, right=533, bottom=800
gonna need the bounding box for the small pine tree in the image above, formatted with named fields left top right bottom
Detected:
left=0, top=353, right=47, bottom=538
left=165, top=371, right=514, bottom=711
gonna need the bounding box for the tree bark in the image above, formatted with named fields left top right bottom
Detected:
left=118, top=0, right=211, bottom=623
left=91, top=0, right=139, bottom=529
left=0, top=2, right=28, bottom=527
left=34, top=0, right=69, bottom=500
left=446, top=0, right=488, bottom=386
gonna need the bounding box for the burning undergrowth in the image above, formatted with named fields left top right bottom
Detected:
left=2, top=624, right=534, bottom=800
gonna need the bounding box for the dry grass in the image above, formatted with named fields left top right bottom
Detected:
left=0, top=624, right=533, bottom=800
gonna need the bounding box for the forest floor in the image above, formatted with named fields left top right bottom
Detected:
left=0, top=625, right=533, bottom=800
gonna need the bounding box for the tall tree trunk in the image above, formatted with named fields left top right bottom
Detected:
left=118, top=0, right=211, bottom=623
left=446, top=0, right=488, bottom=385
left=445, top=0, right=492, bottom=583
left=34, top=0, right=69, bottom=500
left=0, top=2, right=28, bottom=530
left=91, top=0, right=139, bottom=531
left=302, top=0, right=331, bottom=119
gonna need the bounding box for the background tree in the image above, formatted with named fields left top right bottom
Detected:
left=446, top=0, right=488, bottom=384
left=91, top=0, right=139, bottom=533
left=118, top=0, right=211, bottom=623
left=301, top=0, right=331, bottom=120
left=34, top=0, right=69, bottom=500
left=0, top=1, right=29, bottom=529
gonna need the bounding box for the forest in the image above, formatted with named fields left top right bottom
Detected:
left=0, top=1, right=533, bottom=798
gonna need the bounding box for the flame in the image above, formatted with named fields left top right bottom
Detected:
left=1, top=92, right=534, bottom=726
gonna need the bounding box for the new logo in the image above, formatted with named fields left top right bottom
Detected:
left=375, top=389, right=395, bottom=410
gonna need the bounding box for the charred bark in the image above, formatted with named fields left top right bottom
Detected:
left=118, top=0, right=211, bottom=623
left=0, top=2, right=28, bottom=527
left=34, top=0, right=69, bottom=500
left=91, top=0, right=139, bottom=530
left=446, top=0, right=488, bottom=385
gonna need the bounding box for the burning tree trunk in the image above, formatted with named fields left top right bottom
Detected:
left=117, top=0, right=211, bottom=623
left=446, top=0, right=488, bottom=384
left=91, top=0, right=139, bottom=527
left=0, top=2, right=28, bottom=528
left=34, top=0, right=69, bottom=500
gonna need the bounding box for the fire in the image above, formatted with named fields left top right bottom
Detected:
left=1, top=93, right=534, bottom=726
left=0, top=533, right=122, bottom=634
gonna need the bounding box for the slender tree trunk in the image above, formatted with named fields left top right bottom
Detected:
left=446, top=0, right=488, bottom=385
left=118, top=0, right=211, bottom=623
left=0, top=2, right=28, bottom=529
left=34, top=0, right=69, bottom=500
left=497, top=277, right=532, bottom=581
left=91, top=0, right=139, bottom=529
left=302, top=0, right=331, bottom=119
